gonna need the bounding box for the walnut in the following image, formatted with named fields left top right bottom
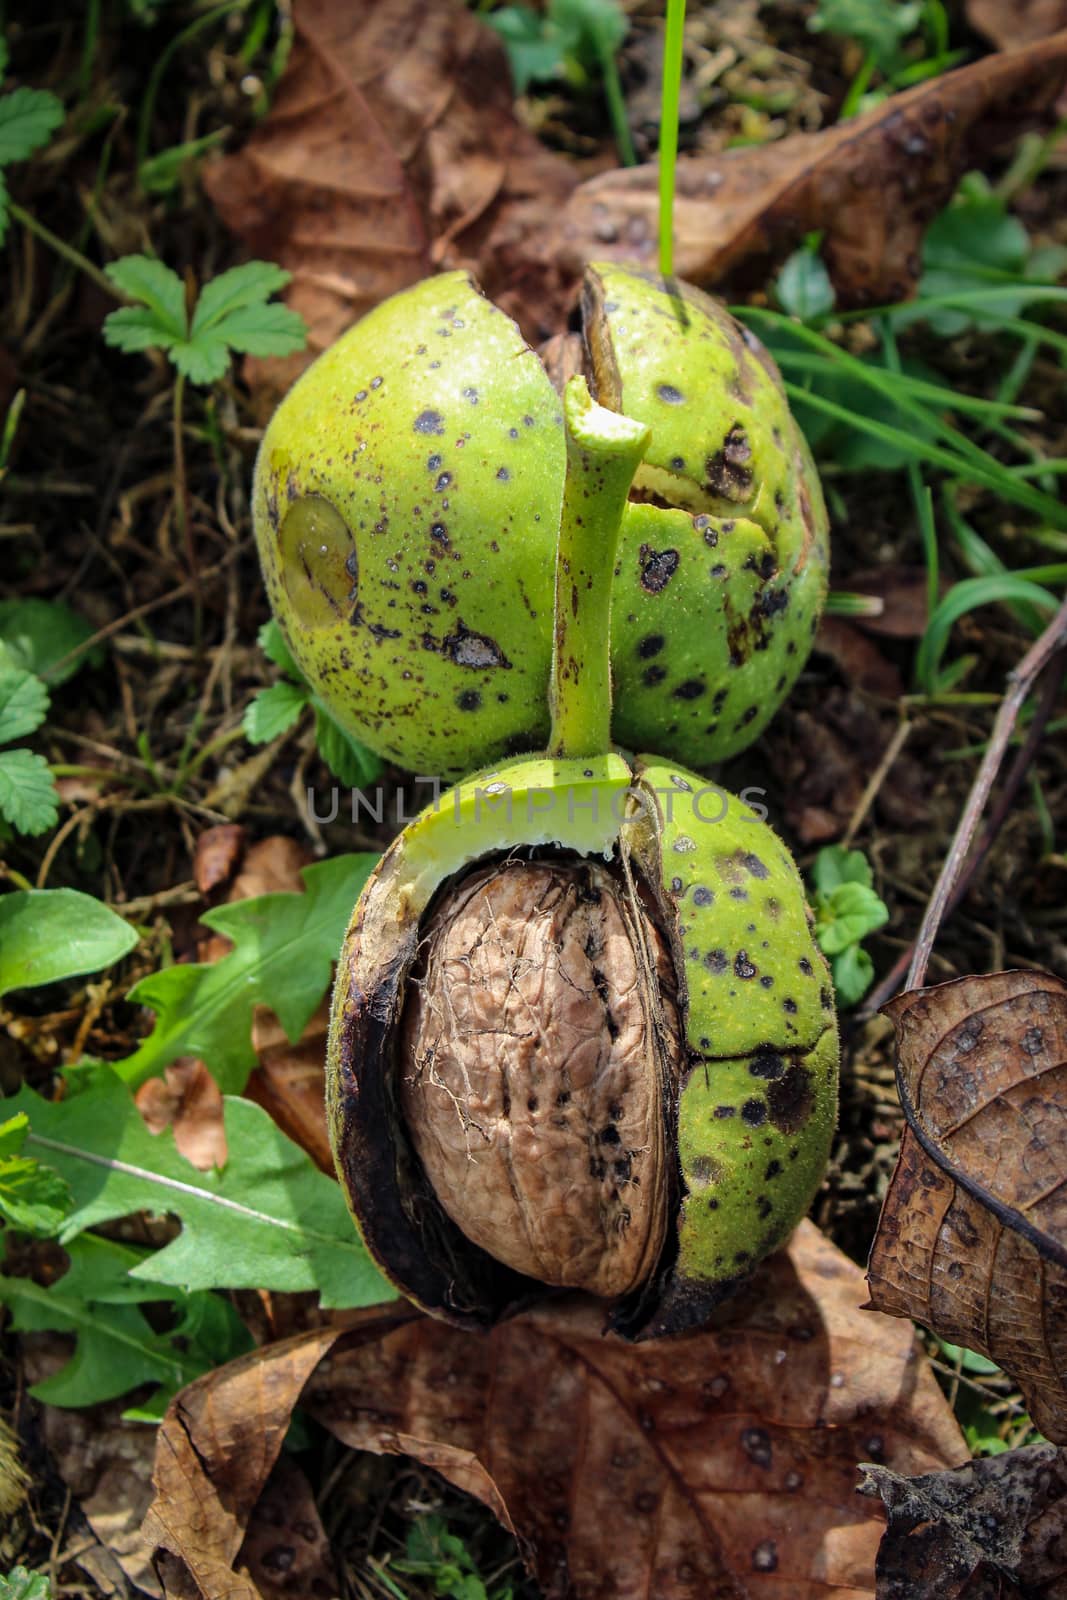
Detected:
left=400, top=858, right=684, bottom=1299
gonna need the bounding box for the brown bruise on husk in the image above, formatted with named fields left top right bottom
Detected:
left=400, top=858, right=683, bottom=1299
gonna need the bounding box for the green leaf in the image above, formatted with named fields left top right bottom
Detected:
left=0, top=1569, right=52, bottom=1600
left=0, top=1114, right=72, bottom=1235
left=103, top=255, right=306, bottom=386
left=830, top=942, right=874, bottom=1006
left=808, top=0, right=921, bottom=71
left=0, top=888, right=139, bottom=998
left=0, top=86, right=64, bottom=167
left=104, top=255, right=187, bottom=339
left=190, top=260, right=291, bottom=332
left=486, top=7, right=566, bottom=92
left=0, top=1233, right=251, bottom=1409
left=811, top=843, right=873, bottom=895
left=816, top=881, right=889, bottom=953
left=775, top=247, right=835, bottom=322
left=5, top=1072, right=395, bottom=1310
left=243, top=680, right=308, bottom=744
left=313, top=704, right=384, bottom=788
left=0, top=668, right=48, bottom=743
left=0, top=599, right=100, bottom=685
left=257, top=619, right=302, bottom=679
left=0, top=750, right=58, bottom=836
left=117, top=854, right=377, bottom=1091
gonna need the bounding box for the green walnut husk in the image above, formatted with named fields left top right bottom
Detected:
left=254, top=263, right=829, bottom=779
left=328, top=752, right=838, bottom=1337
left=326, top=377, right=837, bottom=1339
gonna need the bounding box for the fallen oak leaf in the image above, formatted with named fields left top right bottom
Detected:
left=859, top=1443, right=1067, bottom=1599
left=144, top=1221, right=963, bottom=1599
left=205, top=0, right=579, bottom=398
left=142, top=1312, right=417, bottom=1600
left=867, top=970, right=1067, bottom=1444
left=551, top=33, right=1067, bottom=306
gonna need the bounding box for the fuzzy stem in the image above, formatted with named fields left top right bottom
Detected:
left=548, top=376, right=650, bottom=760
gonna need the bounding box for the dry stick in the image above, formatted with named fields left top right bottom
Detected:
left=870, top=594, right=1067, bottom=1004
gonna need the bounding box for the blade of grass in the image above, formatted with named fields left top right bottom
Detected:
left=916, top=575, right=1061, bottom=690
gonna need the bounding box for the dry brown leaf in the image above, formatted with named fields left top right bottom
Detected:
left=206, top=0, right=578, bottom=396
left=552, top=35, right=1067, bottom=305
left=141, top=1226, right=964, bottom=1599
left=846, top=567, right=931, bottom=640
left=192, top=823, right=247, bottom=897
left=236, top=1454, right=338, bottom=1600
left=143, top=1320, right=374, bottom=1600
left=135, top=1058, right=227, bottom=1172
left=814, top=619, right=904, bottom=699
left=860, top=1443, right=1067, bottom=1598
left=867, top=971, right=1067, bottom=1444
left=968, top=0, right=1067, bottom=49
left=307, top=1222, right=962, bottom=1599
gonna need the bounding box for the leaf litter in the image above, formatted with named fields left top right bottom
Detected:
left=4, top=0, right=1067, bottom=1595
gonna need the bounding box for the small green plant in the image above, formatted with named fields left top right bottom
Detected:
left=0, top=38, right=64, bottom=244
left=808, top=0, right=963, bottom=116
left=810, top=845, right=889, bottom=1006
left=101, top=256, right=306, bottom=384
left=0, top=670, right=59, bottom=837
left=486, top=0, right=634, bottom=163
left=244, top=621, right=384, bottom=788
left=0, top=1568, right=52, bottom=1600
left=393, top=1516, right=514, bottom=1600
left=0, top=601, right=104, bottom=838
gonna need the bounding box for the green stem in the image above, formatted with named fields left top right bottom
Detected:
left=548, top=376, right=650, bottom=760
left=598, top=37, right=636, bottom=167
left=7, top=203, right=121, bottom=303
left=658, top=0, right=685, bottom=279
left=172, top=373, right=202, bottom=647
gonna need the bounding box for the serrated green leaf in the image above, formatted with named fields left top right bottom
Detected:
left=0, top=599, right=101, bottom=685
left=0, top=668, right=48, bottom=743
left=117, top=854, right=377, bottom=1091
left=5, top=1073, right=395, bottom=1309
left=101, top=304, right=183, bottom=356
left=811, top=844, right=873, bottom=895
left=0, top=750, right=58, bottom=836
left=243, top=680, right=308, bottom=744
left=103, top=255, right=187, bottom=339
left=830, top=942, right=874, bottom=1006
left=0, top=1114, right=72, bottom=1235
left=0, top=888, right=138, bottom=997
left=0, top=86, right=64, bottom=167
left=485, top=7, right=566, bottom=92
left=257, top=619, right=302, bottom=680
left=0, top=1233, right=251, bottom=1408
left=0, top=1568, right=52, bottom=1600
left=190, top=260, right=291, bottom=332
left=807, top=0, right=921, bottom=69
left=167, top=333, right=233, bottom=386
left=313, top=704, right=384, bottom=788
left=209, top=301, right=308, bottom=358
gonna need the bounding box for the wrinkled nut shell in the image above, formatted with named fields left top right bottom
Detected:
left=401, top=859, right=683, bottom=1299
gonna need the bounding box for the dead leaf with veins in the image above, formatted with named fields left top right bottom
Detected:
left=868, top=970, right=1067, bottom=1444
left=206, top=0, right=579, bottom=398
left=551, top=35, right=1067, bottom=306
left=143, top=1223, right=965, bottom=1600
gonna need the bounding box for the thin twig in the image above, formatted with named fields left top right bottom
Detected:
left=843, top=717, right=912, bottom=849
left=904, top=595, right=1067, bottom=993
